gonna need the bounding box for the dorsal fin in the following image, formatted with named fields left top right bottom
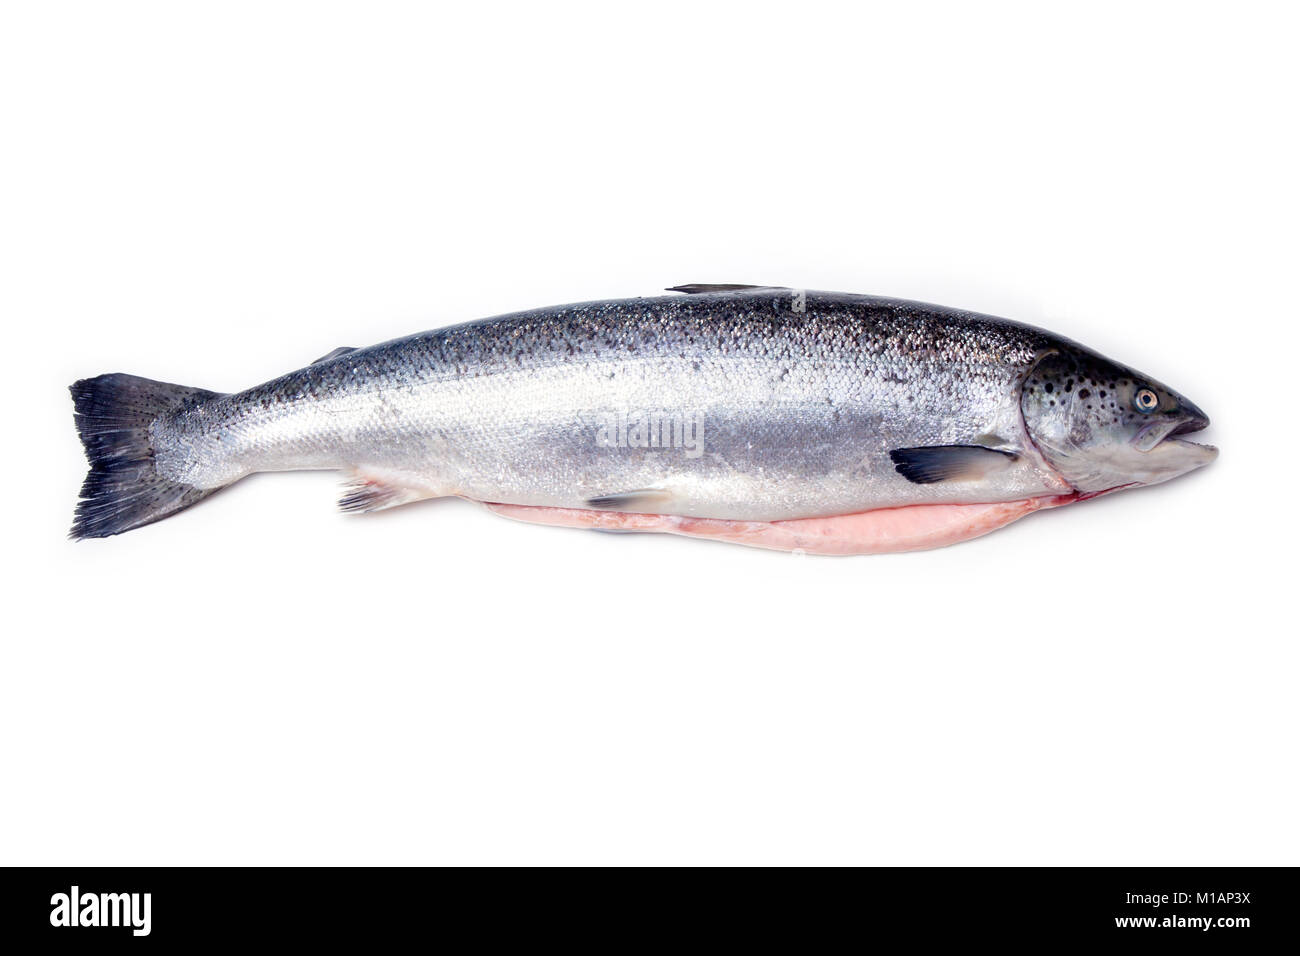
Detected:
left=665, top=284, right=781, bottom=294
left=311, top=346, right=358, bottom=365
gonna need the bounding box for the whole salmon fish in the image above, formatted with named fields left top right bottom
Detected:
left=69, top=286, right=1216, bottom=552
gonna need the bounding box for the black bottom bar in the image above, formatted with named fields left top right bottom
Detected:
left=1, top=866, right=1294, bottom=946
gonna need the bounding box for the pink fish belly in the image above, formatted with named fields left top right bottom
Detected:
left=479, top=496, right=1076, bottom=555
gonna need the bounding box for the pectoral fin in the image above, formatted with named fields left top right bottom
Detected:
left=889, top=445, right=1019, bottom=484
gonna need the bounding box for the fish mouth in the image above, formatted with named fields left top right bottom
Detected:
left=1168, top=417, right=1210, bottom=442
left=1135, top=413, right=1217, bottom=456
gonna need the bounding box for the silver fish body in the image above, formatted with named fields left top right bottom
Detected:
left=70, top=287, right=1216, bottom=542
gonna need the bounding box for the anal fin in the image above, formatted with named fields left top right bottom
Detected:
left=339, top=474, right=432, bottom=514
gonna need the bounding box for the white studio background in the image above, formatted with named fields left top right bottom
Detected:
left=1, top=1, right=1295, bottom=865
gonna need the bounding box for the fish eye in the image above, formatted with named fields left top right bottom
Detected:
left=1134, top=388, right=1159, bottom=412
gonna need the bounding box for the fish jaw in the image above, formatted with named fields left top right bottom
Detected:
left=479, top=496, right=1077, bottom=556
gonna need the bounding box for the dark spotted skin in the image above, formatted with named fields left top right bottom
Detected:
left=1020, top=348, right=1210, bottom=490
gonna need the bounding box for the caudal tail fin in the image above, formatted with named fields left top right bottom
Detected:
left=69, top=373, right=225, bottom=540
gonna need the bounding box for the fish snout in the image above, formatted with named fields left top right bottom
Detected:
left=1173, top=397, right=1211, bottom=435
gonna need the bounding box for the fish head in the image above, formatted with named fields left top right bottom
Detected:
left=1019, top=348, right=1217, bottom=494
